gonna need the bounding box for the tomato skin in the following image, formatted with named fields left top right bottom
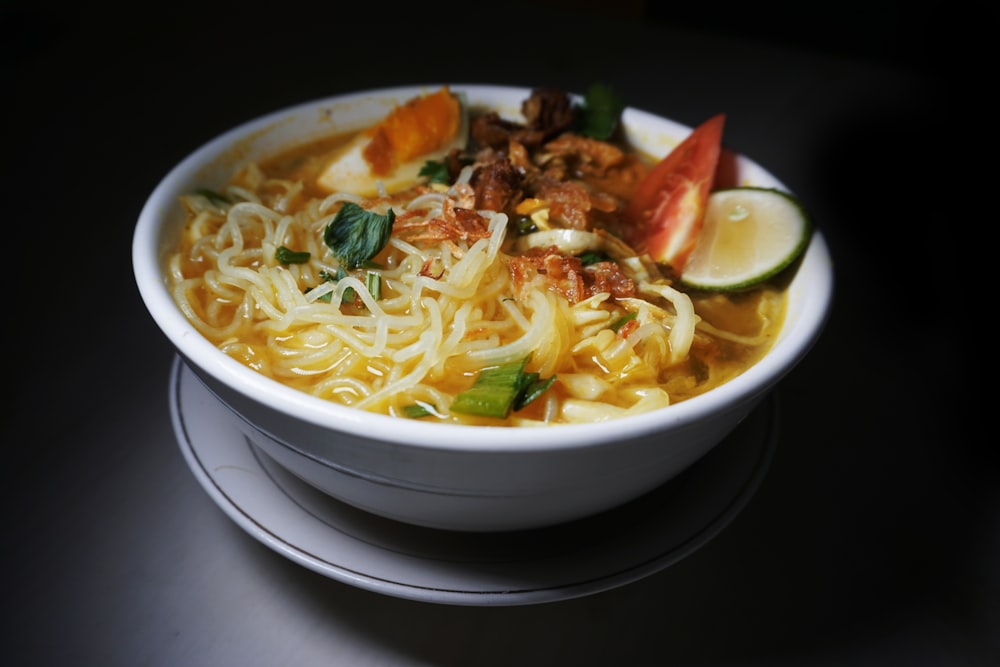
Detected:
left=623, top=113, right=725, bottom=271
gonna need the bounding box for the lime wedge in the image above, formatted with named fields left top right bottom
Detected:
left=679, top=187, right=812, bottom=291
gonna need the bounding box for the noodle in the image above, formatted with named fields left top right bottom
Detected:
left=168, top=94, right=787, bottom=426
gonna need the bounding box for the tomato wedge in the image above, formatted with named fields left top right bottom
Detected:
left=623, top=113, right=726, bottom=271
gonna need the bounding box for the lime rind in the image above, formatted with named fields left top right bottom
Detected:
left=679, top=187, right=812, bottom=291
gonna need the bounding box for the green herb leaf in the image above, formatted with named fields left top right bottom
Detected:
left=365, top=271, right=382, bottom=301
left=450, top=356, right=555, bottom=419
left=275, top=246, right=311, bottom=265
left=450, top=358, right=529, bottom=419
left=418, top=159, right=451, bottom=184
left=195, top=188, right=231, bottom=206
left=513, top=374, right=556, bottom=412
left=333, top=266, right=356, bottom=304
left=577, top=249, right=611, bottom=265
left=516, top=216, right=537, bottom=236
left=402, top=403, right=435, bottom=419
left=577, top=82, right=625, bottom=140
left=610, top=311, right=637, bottom=332
left=323, top=202, right=395, bottom=269
left=304, top=270, right=338, bottom=302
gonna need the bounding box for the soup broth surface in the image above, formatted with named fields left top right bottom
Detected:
left=169, top=89, right=787, bottom=426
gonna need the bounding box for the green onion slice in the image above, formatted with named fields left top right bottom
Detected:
left=275, top=246, right=311, bottom=265
left=450, top=357, right=555, bottom=419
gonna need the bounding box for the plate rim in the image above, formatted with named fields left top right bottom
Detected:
left=169, top=356, right=778, bottom=606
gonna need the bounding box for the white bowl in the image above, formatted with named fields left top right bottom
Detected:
left=133, top=84, right=833, bottom=532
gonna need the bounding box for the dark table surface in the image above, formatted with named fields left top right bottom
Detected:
left=6, top=2, right=995, bottom=665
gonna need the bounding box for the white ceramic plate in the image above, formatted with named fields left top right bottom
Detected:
left=170, top=356, right=778, bottom=606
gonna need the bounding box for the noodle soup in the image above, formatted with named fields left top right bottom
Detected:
left=167, top=87, right=787, bottom=426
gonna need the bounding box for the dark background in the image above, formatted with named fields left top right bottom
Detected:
left=4, top=1, right=996, bottom=664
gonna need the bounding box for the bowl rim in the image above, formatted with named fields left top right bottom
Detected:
left=132, top=83, right=834, bottom=452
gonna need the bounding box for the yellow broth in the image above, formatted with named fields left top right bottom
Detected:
left=171, top=107, right=786, bottom=425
